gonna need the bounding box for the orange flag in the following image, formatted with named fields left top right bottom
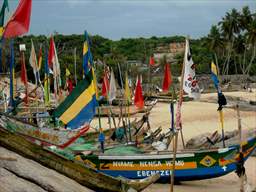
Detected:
left=134, top=76, right=144, bottom=109
left=162, top=63, right=172, bottom=92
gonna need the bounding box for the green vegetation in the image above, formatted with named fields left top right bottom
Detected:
left=1, top=6, right=255, bottom=85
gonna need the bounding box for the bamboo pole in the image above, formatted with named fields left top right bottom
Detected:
left=170, top=132, right=178, bottom=192
left=74, top=47, right=77, bottom=86
left=236, top=104, right=244, bottom=192
left=170, top=37, right=187, bottom=192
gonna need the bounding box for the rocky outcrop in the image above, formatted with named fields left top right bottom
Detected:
left=0, top=147, right=92, bottom=192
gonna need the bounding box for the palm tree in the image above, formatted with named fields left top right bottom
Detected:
left=239, top=6, right=252, bottom=32
left=245, top=15, right=256, bottom=75
left=219, top=8, right=241, bottom=75
left=206, top=25, right=224, bottom=74
left=233, top=34, right=245, bottom=74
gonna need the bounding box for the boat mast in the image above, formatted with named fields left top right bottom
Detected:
left=170, top=36, right=186, bottom=192
left=73, top=47, right=77, bottom=86
left=236, top=103, right=244, bottom=192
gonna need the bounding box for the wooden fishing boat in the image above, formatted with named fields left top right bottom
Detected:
left=0, top=128, right=160, bottom=192
left=0, top=113, right=90, bottom=149
left=74, top=135, right=256, bottom=182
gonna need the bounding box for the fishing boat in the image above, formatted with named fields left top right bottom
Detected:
left=74, top=135, right=256, bottom=182
left=0, top=127, right=160, bottom=192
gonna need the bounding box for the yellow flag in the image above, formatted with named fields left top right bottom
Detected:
left=125, top=72, right=131, bottom=103
left=66, top=68, right=71, bottom=77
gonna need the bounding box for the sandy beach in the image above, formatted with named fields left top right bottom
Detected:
left=91, top=90, right=256, bottom=191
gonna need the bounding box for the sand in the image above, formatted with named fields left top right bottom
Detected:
left=91, top=90, right=256, bottom=191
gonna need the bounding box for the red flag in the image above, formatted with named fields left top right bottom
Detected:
left=21, top=56, right=27, bottom=85
left=101, top=71, right=109, bottom=97
left=149, top=56, right=155, bottom=66
left=162, top=63, right=172, bottom=92
left=134, top=76, right=144, bottom=109
left=48, top=36, right=55, bottom=68
left=3, top=0, right=32, bottom=38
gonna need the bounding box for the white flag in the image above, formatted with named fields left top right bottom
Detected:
left=108, top=70, right=117, bottom=104
left=183, top=38, right=200, bottom=100
left=29, top=39, right=39, bottom=85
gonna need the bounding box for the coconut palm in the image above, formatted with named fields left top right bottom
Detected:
left=206, top=25, right=224, bottom=74
left=245, top=15, right=256, bottom=75
left=219, top=8, right=241, bottom=75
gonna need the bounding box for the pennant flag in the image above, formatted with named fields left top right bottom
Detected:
left=37, top=44, right=42, bottom=70
left=48, top=36, right=61, bottom=100
left=0, top=0, right=9, bottom=36
left=149, top=56, right=155, bottom=66
left=162, top=63, right=172, bottom=92
left=108, top=70, right=117, bottom=104
left=44, top=46, right=50, bottom=105
left=3, top=0, right=32, bottom=38
left=29, top=39, right=40, bottom=85
left=134, top=76, right=144, bottom=109
left=66, top=68, right=71, bottom=77
left=101, top=70, right=109, bottom=97
left=83, top=31, right=93, bottom=75
left=125, top=72, right=131, bottom=103
left=183, top=38, right=200, bottom=100
left=21, top=54, right=27, bottom=85
left=53, top=71, right=97, bottom=130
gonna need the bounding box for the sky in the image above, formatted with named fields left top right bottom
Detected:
left=6, top=0, right=256, bottom=40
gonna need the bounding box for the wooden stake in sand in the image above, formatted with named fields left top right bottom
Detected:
left=236, top=104, right=245, bottom=192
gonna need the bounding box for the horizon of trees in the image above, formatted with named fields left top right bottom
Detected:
left=0, top=6, right=255, bottom=86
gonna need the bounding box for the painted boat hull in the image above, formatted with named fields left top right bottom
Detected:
left=78, top=136, right=256, bottom=182
left=0, top=114, right=89, bottom=148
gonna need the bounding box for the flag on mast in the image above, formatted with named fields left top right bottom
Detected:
left=3, top=0, right=32, bottom=38
left=29, top=39, right=40, bottom=86
left=48, top=36, right=61, bottom=100
left=108, top=70, right=116, bottom=104
left=149, top=56, right=155, bottom=66
left=83, top=31, right=93, bottom=75
left=183, top=38, right=200, bottom=100
left=162, top=63, right=172, bottom=92
left=54, top=71, right=97, bottom=130
left=134, top=76, right=144, bottom=109
left=101, top=69, right=109, bottom=98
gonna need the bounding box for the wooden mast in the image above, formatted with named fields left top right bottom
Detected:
left=170, top=36, right=186, bottom=192
left=236, top=103, right=244, bottom=192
